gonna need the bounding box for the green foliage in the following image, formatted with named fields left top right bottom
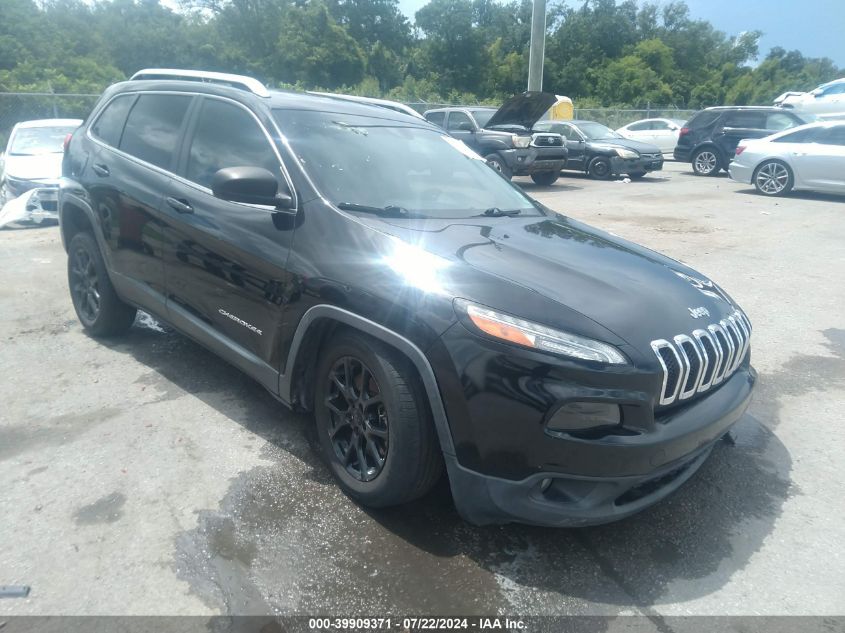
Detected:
left=0, top=0, right=840, bottom=111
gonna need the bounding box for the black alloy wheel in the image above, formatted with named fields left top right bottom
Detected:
left=70, top=246, right=101, bottom=324
left=67, top=232, right=136, bottom=336
left=324, top=355, right=389, bottom=482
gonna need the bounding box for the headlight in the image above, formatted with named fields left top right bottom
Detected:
left=615, top=147, right=639, bottom=159
left=459, top=300, right=627, bottom=364
left=511, top=134, right=531, bottom=149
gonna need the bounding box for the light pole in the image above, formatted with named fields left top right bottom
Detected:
left=527, top=0, right=546, bottom=92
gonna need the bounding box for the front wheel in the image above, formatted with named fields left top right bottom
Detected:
left=530, top=171, right=559, bottom=186
left=753, top=160, right=793, bottom=196
left=692, top=148, right=721, bottom=176
left=587, top=156, right=612, bottom=180
left=67, top=232, right=137, bottom=336
left=485, top=154, right=513, bottom=180
left=314, top=331, right=443, bottom=507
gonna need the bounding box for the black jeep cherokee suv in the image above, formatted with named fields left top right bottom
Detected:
left=674, top=106, right=813, bottom=176
left=60, top=69, right=756, bottom=527
left=424, top=93, right=567, bottom=185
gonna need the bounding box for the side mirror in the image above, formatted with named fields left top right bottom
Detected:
left=455, top=121, right=475, bottom=132
left=212, top=166, right=293, bottom=209
left=811, top=88, right=823, bottom=97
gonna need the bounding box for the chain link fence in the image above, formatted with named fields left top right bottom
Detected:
left=0, top=93, right=702, bottom=149
left=0, top=93, right=100, bottom=149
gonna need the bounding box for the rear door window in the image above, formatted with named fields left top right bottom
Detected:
left=723, top=111, right=766, bottom=129
left=119, top=94, right=192, bottom=170
left=766, top=112, right=800, bottom=131
left=425, top=112, right=445, bottom=127
left=91, top=95, right=135, bottom=147
left=773, top=127, right=819, bottom=143
left=817, top=125, right=845, bottom=146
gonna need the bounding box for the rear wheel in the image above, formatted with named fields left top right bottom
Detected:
left=485, top=154, right=513, bottom=180
left=692, top=147, right=721, bottom=176
left=530, top=171, right=559, bottom=186
left=314, top=331, right=443, bottom=507
left=753, top=160, right=793, bottom=196
left=67, top=232, right=136, bottom=337
left=587, top=156, right=612, bottom=180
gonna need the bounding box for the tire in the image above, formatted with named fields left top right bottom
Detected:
left=485, top=154, right=513, bottom=180
left=753, top=159, right=794, bottom=196
left=314, top=331, right=443, bottom=507
left=628, top=171, right=647, bottom=179
left=67, top=232, right=137, bottom=337
left=692, top=147, right=721, bottom=176
left=530, top=171, right=559, bottom=186
left=587, top=156, right=612, bottom=180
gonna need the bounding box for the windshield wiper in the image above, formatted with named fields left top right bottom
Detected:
left=478, top=207, right=522, bottom=217
left=336, top=202, right=424, bottom=218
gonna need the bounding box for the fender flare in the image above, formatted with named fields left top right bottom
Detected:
left=279, top=304, right=456, bottom=457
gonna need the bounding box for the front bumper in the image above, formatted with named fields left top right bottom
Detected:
left=499, top=147, right=567, bottom=175
left=610, top=155, right=664, bottom=175
left=728, top=161, right=754, bottom=184
left=447, top=367, right=754, bottom=526
left=431, top=320, right=756, bottom=526
left=0, top=187, right=59, bottom=229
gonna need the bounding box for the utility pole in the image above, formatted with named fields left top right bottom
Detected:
left=527, top=0, right=546, bottom=92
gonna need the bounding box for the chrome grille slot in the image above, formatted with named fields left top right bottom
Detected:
left=652, top=310, right=751, bottom=406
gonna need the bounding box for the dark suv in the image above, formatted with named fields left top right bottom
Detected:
left=60, top=69, right=756, bottom=527
left=424, top=93, right=567, bottom=185
left=674, top=106, right=813, bottom=176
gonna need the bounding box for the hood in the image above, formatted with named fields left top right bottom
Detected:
left=366, top=214, right=741, bottom=354
left=484, top=92, right=558, bottom=130
left=590, top=137, right=663, bottom=154
left=3, top=153, right=63, bottom=182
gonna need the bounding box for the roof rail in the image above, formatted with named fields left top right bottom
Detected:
left=129, top=68, right=270, bottom=98
left=307, top=91, right=426, bottom=120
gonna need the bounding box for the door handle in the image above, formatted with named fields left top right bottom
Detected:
left=92, top=163, right=110, bottom=177
left=166, top=197, right=194, bottom=214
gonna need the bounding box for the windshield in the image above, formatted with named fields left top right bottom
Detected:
left=9, top=125, right=77, bottom=155
left=576, top=122, right=622, bottom=140
left=470, top=109, right=496, bottom=128
left=273, top=109, right=540, bottom=219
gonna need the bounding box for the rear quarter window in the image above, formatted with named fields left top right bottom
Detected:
left=90, top=95, right=136, bottom=147
left=687, top=110, right=721, bottom=129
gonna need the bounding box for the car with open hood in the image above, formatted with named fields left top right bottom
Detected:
left=773, top=78, right=845, bottom=120
left=533, top=119, right=664, bottom=180
left=59, top=69, right=756, bottom=527
left=424, top=92, right=567, bottom=185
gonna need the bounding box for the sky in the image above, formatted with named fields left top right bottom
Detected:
left=396, top=0, right=845, bottom=68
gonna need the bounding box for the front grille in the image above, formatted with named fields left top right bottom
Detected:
left=651, top=309, right=751, bottom=406
left=531, top=133, right=563, bottom=147
left=640, top=152, right=662, bottom=160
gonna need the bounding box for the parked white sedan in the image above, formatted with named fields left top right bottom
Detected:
left=616, top=118, right=686, bottom=153
left=728, top=121, right=845, bottom=196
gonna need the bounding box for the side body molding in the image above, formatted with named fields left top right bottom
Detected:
left=279, top=304, right=457, bottom=457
